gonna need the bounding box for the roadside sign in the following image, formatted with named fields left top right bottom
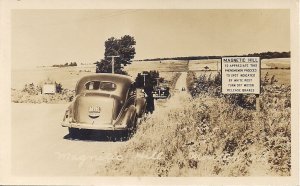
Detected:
left=221, top=57, right=260, bottom=94
left=43, top=84, right=56, bottom=94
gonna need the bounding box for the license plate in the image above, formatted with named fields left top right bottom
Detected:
left=88, top=106, right=101, bottom=118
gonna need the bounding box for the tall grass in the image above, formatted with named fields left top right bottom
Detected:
left=100, top=72, right=291, bottom=176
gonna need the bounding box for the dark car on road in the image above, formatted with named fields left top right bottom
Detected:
left=152, top=86, right=170, bottom=99
left=61, top=74, right=147, bottom=138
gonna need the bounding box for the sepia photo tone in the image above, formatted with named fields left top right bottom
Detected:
left=0, top=2, right=298, bottom=184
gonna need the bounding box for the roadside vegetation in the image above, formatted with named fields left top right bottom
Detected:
left=11, top=82, right=74, bottom=104
left=102, top=71, right=291, bottom=176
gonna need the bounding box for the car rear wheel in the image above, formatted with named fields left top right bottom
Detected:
left=68, top=128, right=81, bottom=139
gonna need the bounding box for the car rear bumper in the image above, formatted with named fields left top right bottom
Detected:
left=61, top=121, right=128, bottom=130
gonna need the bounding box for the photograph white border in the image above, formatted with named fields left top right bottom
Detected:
left=0, top=0, right=299, bottom=185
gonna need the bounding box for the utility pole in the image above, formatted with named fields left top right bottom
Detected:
left=141, top=73, right=148, bottom=87
left=154, top=77, right=160, bottom=87
left=107, top=56, right=120, bottom=74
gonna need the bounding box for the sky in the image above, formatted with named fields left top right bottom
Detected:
left=11, top=9, right=290, bottom=69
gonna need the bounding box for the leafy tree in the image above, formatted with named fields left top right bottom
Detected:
left=96, top=35, right=136, bottom=74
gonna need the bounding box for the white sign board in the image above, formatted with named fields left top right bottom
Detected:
left=222, top=57, right=260, bottom=94
left=43, top=84, right=56, bottom=94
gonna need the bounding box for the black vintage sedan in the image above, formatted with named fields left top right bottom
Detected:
left=152, top=86, right=170, bottom=99
left=61, top=74, right=147, bottom=137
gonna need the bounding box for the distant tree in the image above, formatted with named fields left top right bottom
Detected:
left=69, top=62, right=77, bottom=66
left=96, top=35, right=136, bottom=74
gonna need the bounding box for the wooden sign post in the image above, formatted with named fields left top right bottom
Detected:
left=221, top=57, right=261, bottom=111
left=107, top=55, right=120, bottom=74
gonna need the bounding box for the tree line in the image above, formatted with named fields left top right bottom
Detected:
left=52, top=62, right=77, bottom=67
left=135, top=51, right=291, bottom=62
left=94, top=35, right=290, bottom=76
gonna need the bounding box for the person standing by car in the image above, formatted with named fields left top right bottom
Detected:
left=144, top=84, right=155, bottom=114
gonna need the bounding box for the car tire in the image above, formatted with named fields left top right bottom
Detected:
left=68, top=128, right=80, bottom=139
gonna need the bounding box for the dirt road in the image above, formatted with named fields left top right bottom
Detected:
left=175, top=72, right=187, bottom=91
left=11, top=72, right=189, bottom=176
left=12, top=103, right=124, bottom=176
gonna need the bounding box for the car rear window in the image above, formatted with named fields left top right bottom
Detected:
left=85, top=81, right=116, bottom=91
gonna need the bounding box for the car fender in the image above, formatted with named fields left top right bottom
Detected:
left=122, top=105, right=137, bottom=129
left=63, top=103, right=74, bottom=122
left=135, top=97, right=147, bottom=118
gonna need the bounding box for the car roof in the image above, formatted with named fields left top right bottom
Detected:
left=75, top=73, right=134, bottom=96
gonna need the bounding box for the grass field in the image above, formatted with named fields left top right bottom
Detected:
left=261, top=69, right=290, bottom=85
left=124, top=60, right=188, bottom=78
left=261, top=58, right=290, bottom=69
left=12, top=60, right=188, bottom=91
left=12, top=58, right=290, bottom=90
left=12, top=67, right=95, bottom=90
left=188, top=59, right=220, bottom=71
left=189, top=58, right=290, bottom=86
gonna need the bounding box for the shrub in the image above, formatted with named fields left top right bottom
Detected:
left=12, top=83, right=74, bottom=103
